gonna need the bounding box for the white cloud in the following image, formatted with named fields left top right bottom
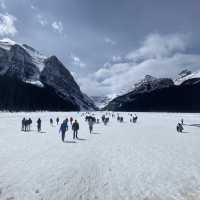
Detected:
left=0, top=13, right=17, bottom=36
left=77, top=76, right=111, bottom=97
left=126, top=33, right=188, bottom=61
left=104, top=37, right=116, bottom=45
left=52, top=21, right=63, bottom=34
left=37, top=14, right=48, bottom=26
left=112, top=55, right=122, bottom=62
left=70, top=54, right=86, bottom=68
left=78, top=33, right=200, bottom=96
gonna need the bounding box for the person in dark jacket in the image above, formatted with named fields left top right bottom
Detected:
left=181, top=118, right=184, bottom=125
left=70, top=117, right=73, bottom=125
left=37, top=118, right=41, bottom=132
left=22, top=118, right=26, bottom=131
left=177, top=122, right=183, bottom=133
left=59, top=120, right=68, bottom=142
left=50, top=118, right=53, bottom=126
left=27, top=118, right=32, bottom=131
left=72, top=120, right=79, bottom=139
left=56, top=117, right=59, bottom=125
left=88, top=118, right=94, bottom=134
left=24, top=119, right=29, bottom=132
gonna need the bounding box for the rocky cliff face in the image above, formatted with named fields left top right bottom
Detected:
left=5, top=44, right=40, bottom=81
left=40, top=56, right=96, bottom=110
left=0, top=39, right=96, bottom=111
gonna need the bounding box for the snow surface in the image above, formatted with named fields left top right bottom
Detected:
left=0, top=112, right=200, bottom=200
left=22, top=44, right=46, bottom=72
left=24, top=80, right=44, bottom=87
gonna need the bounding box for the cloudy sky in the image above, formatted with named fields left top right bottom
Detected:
left=0, top=0, right=200, bottom=96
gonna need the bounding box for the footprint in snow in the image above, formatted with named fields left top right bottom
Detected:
left=35, top=189, right=40, bottom=194
left=6, top=197, right=14, bottom=200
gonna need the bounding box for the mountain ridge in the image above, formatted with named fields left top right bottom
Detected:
left=104, top=72, right=200, bottom=112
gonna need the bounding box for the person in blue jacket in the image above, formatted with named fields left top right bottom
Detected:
left=59, top=120, right=68, bottom=142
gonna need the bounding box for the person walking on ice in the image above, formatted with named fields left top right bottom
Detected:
left=62, top=118, right=69, bottom=131
left=56, top=117, right=59, bottom=125
left=70, top=117, right=73, bottom=125
left=181, top=118, right=184, bottom=125
left=37, top=118, right=41, bottom=132
left=88, top=118, right=94, bottom=134
left=22, top=118, right=26, bottom=131
left=50, top=118, right=53, bottom=126
left=59, top=120, right=68, bottom=142
left=177, top=122, right=184, bottom=133
left=72, top=120, right=79, bottom=139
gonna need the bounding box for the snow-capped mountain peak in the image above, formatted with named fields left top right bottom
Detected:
left=174, top=69, right=200, bottom=85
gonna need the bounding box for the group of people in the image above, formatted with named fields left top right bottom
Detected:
left=101, top=115, right=110, bottom=125
left=50, top=117, right=60, bottom=126
left=21, top=112, right=189, bottom=143
left=117, top=116, right=124, bottom=123
left=130, top=114, right=138, bottom=123
left=21, top=112, right=188, bottom=143
left=59, top=118, right=80, bottom=142
left=21, top=118, right=32, bottom=132
left=21, top=115, right=80, bottom=142
left=22, top=118, right=42, bottom=132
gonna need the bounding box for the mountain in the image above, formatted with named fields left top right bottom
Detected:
left=0, top=38, right=96, bottom=111
left=105, top=74, right=200, bottom=112
left=174, top=69, right=200, bottom=85
left=91, top=96, right=113, bottom=109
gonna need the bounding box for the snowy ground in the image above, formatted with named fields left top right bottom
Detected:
left=0, top=112, right=200, bottom=200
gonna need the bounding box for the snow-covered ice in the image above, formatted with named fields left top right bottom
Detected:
left=0, top=112, right=200, bottom=200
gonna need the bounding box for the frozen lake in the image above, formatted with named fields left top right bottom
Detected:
left=0, top=112, right=200, bottom=200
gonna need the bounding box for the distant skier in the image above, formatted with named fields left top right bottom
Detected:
left=56, top=117, right=59, bottom=125
left=37, top=118, right=41, bottom=132
left=50, top=118, right=53, bottom=126
left=59, top=120, right=68, bottom=142
left=72, top=120, right=79, bottom=139
left=88, top=118, right=94, bottom=134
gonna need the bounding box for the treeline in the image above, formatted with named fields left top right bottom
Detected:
left=0, top=76, right=79, bottom=111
